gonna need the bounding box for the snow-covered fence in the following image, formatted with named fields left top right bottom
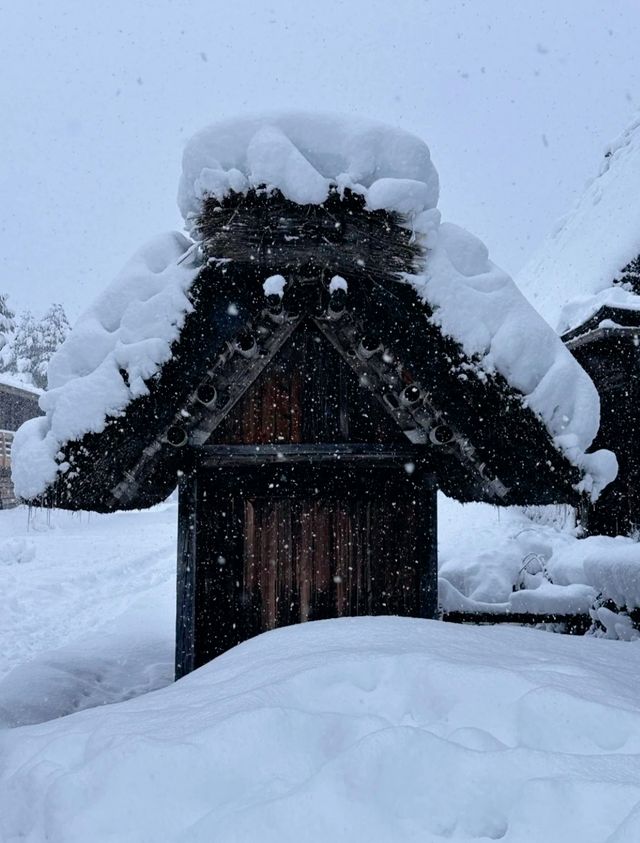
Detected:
left=0, top=380, right=41, bottom=508
left=0, top=429, right=15, bottom=507
left=441, top=608, right=592, bottom=635
left=0, top=429, right=12, bottom=468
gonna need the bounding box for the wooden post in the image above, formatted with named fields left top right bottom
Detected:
left=175, top=474, right=198, bottom=679
left=418, top=472, right=439, bottom=619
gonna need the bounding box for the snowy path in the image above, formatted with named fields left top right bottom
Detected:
left=0, top=502, right=177, bottom=726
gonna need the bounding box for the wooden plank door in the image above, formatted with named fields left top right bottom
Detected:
left=188, top=461, right=436, bottom=668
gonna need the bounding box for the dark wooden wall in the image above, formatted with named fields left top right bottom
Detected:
left=210, top=321, right=406, bottom=446
left=184, top=462, right=436, bottom=670
left=0, top=383, right=41, bottom=431
left=567, top=328, right=640, bottom=536
left=176, top=324, right=438, bottom=676
left=0, top=384, right=41, bottom=509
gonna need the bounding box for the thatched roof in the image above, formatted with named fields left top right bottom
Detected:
left=16, top=188, right=590, bottom=512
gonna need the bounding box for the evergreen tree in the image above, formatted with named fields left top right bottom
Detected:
left=616, top=254, right=640, bottom=294
left=9, top=310, right=39, bottom=385
left=33, top=303, right=69, bottom=388
left=0, top=301, right=70, bottom=387
left=0, top=293, right=15, bottom=371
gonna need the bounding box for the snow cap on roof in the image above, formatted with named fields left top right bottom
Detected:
left=12, top=232, right=201, bottom=500
left=0, top=372, right=42, bottom=395
left=518, top=116, right=640, bottom=333
left=178, top=112, right=440, bottom=226
left=13, top=112, right=616, bottom=502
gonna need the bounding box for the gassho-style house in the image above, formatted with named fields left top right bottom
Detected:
left=12, top=113, right=618, bottom=676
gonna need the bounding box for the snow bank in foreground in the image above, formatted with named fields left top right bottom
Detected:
left=11, top=233, right=201, bottom=500
left=3, top=617, right=640, bottom=842
left=13, top=113, right=615, bottom=501
left=518, top=116, right=640, bottom=333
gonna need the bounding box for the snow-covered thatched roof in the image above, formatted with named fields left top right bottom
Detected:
left=178, top=112, right=440, bottom=225
left=518, top=116, right=640, bottom=334
left=12, top=113, right=616, bottom=507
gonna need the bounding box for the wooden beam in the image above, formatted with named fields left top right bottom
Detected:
left=195, top=442, right=428, bottom=465
left=313, top=312, right=510, bottom=500
left=418, top=472, right=438, bottom=618
left=442, top=610, right=592, bottom=635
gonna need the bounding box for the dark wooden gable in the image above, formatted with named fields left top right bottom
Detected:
left=177, top=317, right=436, bottom=672
left=209, top=320, right=406, bottom=446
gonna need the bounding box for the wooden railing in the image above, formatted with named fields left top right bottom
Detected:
left=0, top=429, right=13, bottom=470
left=441, top=609, right=592, bottom=635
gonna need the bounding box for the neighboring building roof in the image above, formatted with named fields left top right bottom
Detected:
left=518, top=115, right=640, bottom=334
left=0, top=373, right=42, bottom=397
left=11, top=114, right=616, bottom=509
left=0, top=375, right=42, bottom=435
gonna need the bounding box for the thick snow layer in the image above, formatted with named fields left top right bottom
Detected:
left=518, top=116, right=640, bottom=332
left=4, top=498, right=640, bottom=839
left=404, top=221, right=616, bottom=495
left=0, top=503, right=176, bottom=696
left=178, top=112, right=440, bottom=223
left=439, top=497, right=640, bottom=621
left=12, top=113, right=615, bottom=501
left=262, top=273, right=286, bottom=298
left=11, top=232, right=201, bottom=500
left=5, top=615, right=640, bottom=842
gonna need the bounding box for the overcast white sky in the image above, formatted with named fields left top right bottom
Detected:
left=2, top=0, right=639, bottom=320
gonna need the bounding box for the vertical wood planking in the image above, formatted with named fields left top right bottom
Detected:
left=188, top=317, right=439, bottom=670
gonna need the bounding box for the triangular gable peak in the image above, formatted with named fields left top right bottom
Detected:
left=40, top=188, right=581, bottom=513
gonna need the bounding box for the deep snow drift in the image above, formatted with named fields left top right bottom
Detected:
left=439, top=502, right=640, bottom=635
left=12, top=112, right=615, bottom=502
left=3, top=500, right=640, bottom=841
left=4, top=614, right=640, bottom=842
left=519, top=116, right=640, bottom=333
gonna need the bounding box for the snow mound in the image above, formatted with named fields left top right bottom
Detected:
left=3, top=617, right=640, bottom=842
left=439, top=498, right=640, bottom=626
left=11, top=232, right=202, bottom=500
left=518, top=116, right=640, bottom=333
left=178, top=111, right=440, bottom=224
left=12, top=113, right=615, bottom=502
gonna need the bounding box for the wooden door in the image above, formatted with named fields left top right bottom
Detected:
left=186, top=459, right=436, bottom=669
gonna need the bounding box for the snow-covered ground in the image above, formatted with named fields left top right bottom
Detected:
left=3, top=496, right=640, bottom=840
left=4, top=613, right=640, bottom=840
left=0, top=501, right=177, bottom=727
